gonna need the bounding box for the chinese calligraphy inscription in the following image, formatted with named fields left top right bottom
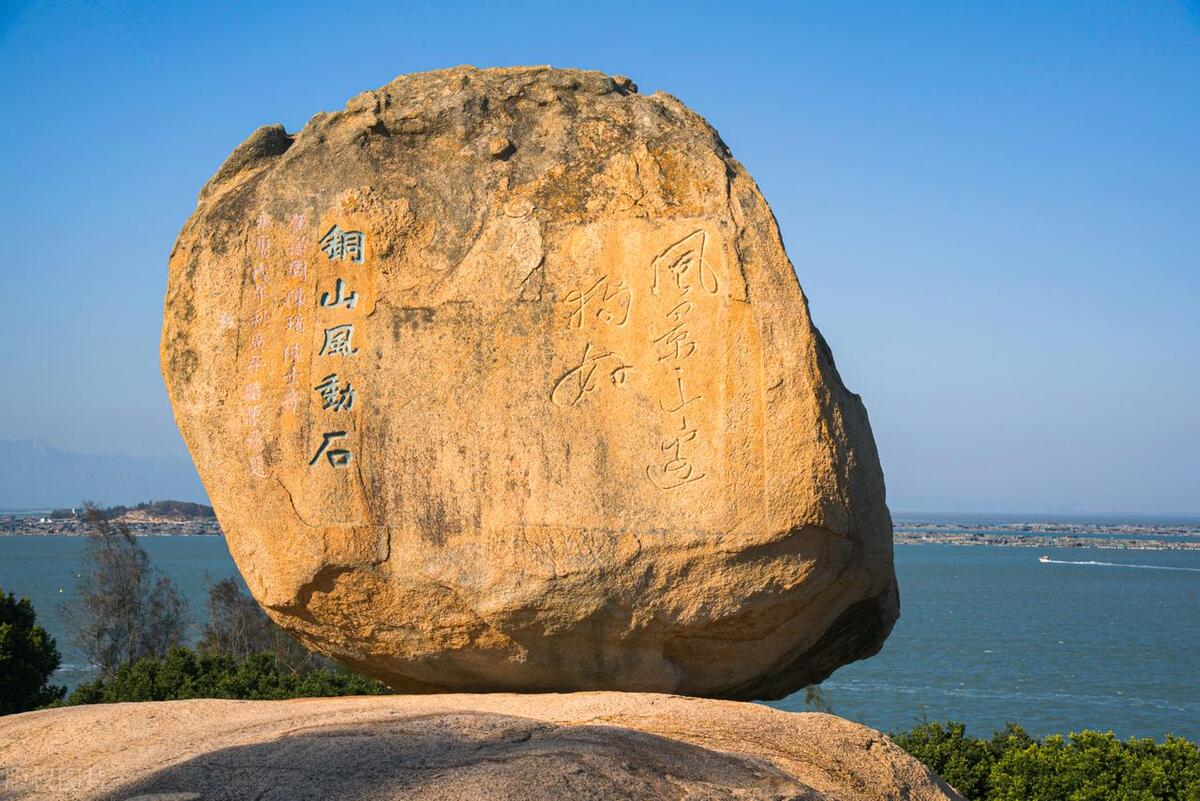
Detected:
left=310, top=224, right=367, bottom=469
left=552, top=226, right=724, bottom=492
left=645, top=230, right=719, bottom=490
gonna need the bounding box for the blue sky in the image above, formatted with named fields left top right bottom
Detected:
left=0, top=1, right=1196, bottom=514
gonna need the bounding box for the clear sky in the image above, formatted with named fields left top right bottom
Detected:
left=0, top=1, right=1196, bottom=514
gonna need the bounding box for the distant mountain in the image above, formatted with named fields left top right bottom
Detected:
left=0, top=439, right=208, bottom=508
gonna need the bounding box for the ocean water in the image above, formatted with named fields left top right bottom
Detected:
left=0, top=535, right=243, bottom=689
left=1, top=530, right=1197, bottom=740
left=773, top=543, right=1200, bottom=740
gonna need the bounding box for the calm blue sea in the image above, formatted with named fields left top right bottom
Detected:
left=1, top=525, right=1197, bottom=740
left=774, top=541, right=1200, bottom=740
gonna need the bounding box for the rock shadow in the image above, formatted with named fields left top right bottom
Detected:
left=98, top=710, right=826, bottom=801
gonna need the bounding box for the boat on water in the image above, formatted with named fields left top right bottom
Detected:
left=1038, top=555, right=1051, bottom=563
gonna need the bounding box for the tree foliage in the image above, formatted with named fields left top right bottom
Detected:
left=0, top=588, right=65, bottom=715
left=893, top=720, right=1200, bottom=801
left=66, top=647, right=391, bottom=704
left=197, top=578, right=320, bottom=673
left=66, top=578, right=388, bottom=705
left=64, top=506, right=188, bottom=677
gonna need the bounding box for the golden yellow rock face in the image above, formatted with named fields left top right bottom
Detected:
left=162, top=66, right=897, bottom=699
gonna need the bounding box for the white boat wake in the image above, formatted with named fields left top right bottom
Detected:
left=1039, top=557, right=1200, bottom=572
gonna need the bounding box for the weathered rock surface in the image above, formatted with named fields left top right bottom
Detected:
left=162, top=66, right=897, bottom=698
left=0, top=694, right=961, bottom=801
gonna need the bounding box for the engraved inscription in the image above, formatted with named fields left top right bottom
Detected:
left=319, top=225, right=365, bottom=263
left=314, top=373, right=356, bottom=411
left=551, top=342, right=633, bottom=408
left=279, top=214, right=309, bottom=418
left=309, top=430, right=352, bottom=467
left=646, top=372, right=707, bottom=489
left=320, top=324, right=358, bottom=357
left=562, top=275, right=632, bottom=330
left=650, top=230, right=719, bottom=297
left=320, top=277, right=358, bottom=309
left=240, top=213, right=311, bottom=476
left=309, top=219, right=368, bottom=468
left=550, top=227, right=726, bottom=493
left=241, top=215, right=273, bottom=478
left=645, top=230, right=722, bottom=491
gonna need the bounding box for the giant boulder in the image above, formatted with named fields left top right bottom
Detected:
left=162, top=65, right=897, bottom=698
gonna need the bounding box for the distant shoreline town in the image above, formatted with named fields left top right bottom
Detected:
left=2, top=500, right=221, bottom=537
left=894, top=520, right=1200, bottom=551
left=2, top=502, right=1198, bottom=550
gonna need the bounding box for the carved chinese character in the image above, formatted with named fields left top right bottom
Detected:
left=309, top=431, right=352, bottom=467
left=313, top=373, right=356, bottom=412
left=319, top=225, right=365, bottom=263
left=646, top=415, right=707, bottom=490
left=652, top=321, right=696, bottom=362
left=597, top=278, right=632, bottom=326
left=650, top=230, right=720, bottom=296
left=251, top=263, right=268, bottom=303
left=320, top=277, right=358, bottom=309
left=281, top=387, right=300, bottom=414
left=319, top=324, right=358, bottom=356
left=551, top=342, right=632, bottom=407
left=661, top=372, right=702, bottom=413
left=562, top=275, right=632, bottom=329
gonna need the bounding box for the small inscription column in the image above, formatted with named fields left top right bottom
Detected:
left=242, top=214, right=272, bottom=479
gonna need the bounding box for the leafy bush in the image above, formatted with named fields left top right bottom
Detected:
left=0, top=588, right=65, bottom=714
left=66, top=647, right=392, bottom=704
left=893, top=721, right=1200, bottom=801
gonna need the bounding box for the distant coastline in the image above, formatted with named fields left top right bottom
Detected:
left=4, top=506, right=1200, bottom=549
left=894, top=519, right=1200, bottom=551
left=1, top=500, right=220, bottom=537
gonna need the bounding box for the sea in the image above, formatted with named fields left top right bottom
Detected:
left=1, top=514, right=1197, bottom=741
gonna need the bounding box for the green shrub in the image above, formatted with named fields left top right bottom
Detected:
left=66, top=647, right=392, bottom=704
left=0, top=588, right=66, bottom=714
left=894, top=721, right=1200, bottom=801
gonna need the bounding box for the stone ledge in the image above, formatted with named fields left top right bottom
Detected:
left=0, top=693, right=961, bottom=800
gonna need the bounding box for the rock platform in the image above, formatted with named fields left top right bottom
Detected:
left=0, top=693, right=960, bottom=800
